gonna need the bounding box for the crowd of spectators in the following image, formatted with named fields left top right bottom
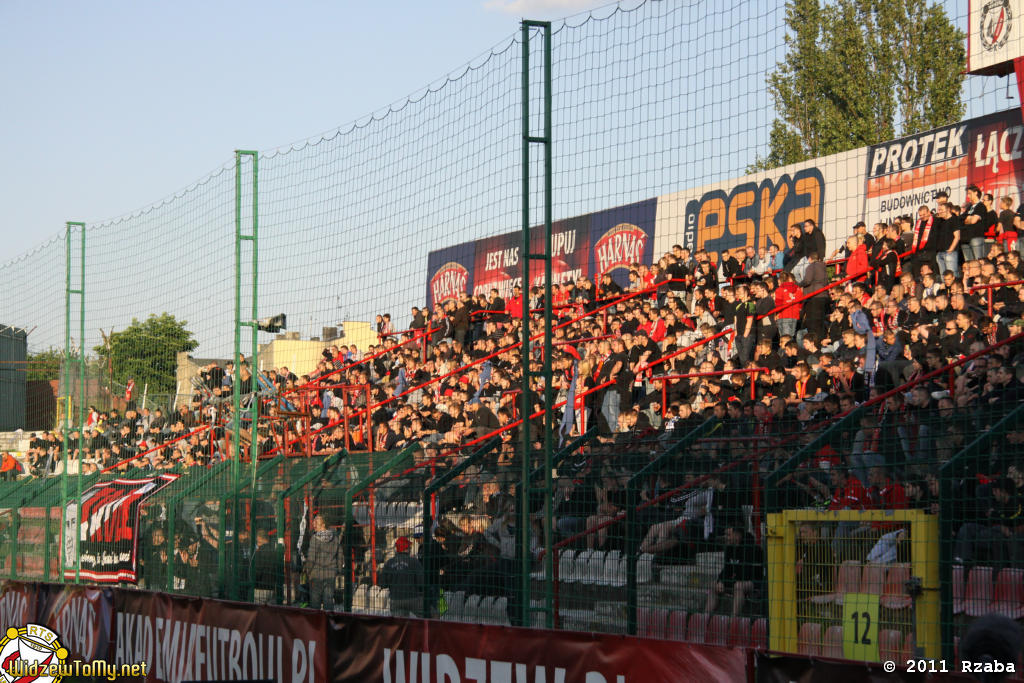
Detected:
left=14, top=186, right=1024, bottom=617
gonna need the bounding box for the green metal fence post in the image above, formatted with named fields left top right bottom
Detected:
left=520, top=16, right=554, bottom=630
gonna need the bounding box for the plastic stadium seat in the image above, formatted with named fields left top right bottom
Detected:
left=965, top=566, right=995, bottom=617
left=602, top=550, right=626, bottom=587
left=953, top=565, right=965, bottom=615
left=464, top=594, right=482, bottom=621
left=638, top=607, right=669, bottom=639
left=352, top=585, right=368, bottom=613
left=797, top=622, right=821, bottom=656
left=443, top=590, right=465, bottom=621
left=558, top=550, right=576, bottom=583
left=637, top=553, right=655, bottom=584
left=880, top=563, right=912, bottom=610
left=992, top=568, right=1024, bottom=619
left=582, top=550, right=605, bottom=585
left=879, top=629, right=904, bottom=663
left=571, top=550, right=592, bottom=583
left=667, top=610, right=688, bottom=641
left=822, top=625, right=844, bottom=658
left=706, top=615, right=730, bottom=646
left=811, top=560, right=861, bottom=605
left=859, top=563, right=886, bottom=596
left=750, top=618, right=768, bottom=650
left=727, top=617, right=750, bottom=648
left=687, top=612, right=709, bottom=644
left=491, top=597, right=509, bottom=625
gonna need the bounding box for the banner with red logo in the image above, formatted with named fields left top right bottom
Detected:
left=966, top=108, right=1024, bottom=207
left=590, top=197, right=658, bottom=288
left=63, top=474, right=180, bottom=583
left=0, top=583, right=39, bottom=628
left=426, top=243, right=475, bottom=310
left=39, top=584, right=112, bottom=661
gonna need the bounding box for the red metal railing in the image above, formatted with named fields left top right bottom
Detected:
left=969, top=279, right=1024, bottom=318
left=651, top=367, right=770, bottom=409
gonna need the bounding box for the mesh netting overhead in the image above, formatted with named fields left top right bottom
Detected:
left=0, top=0, right=1009, bottom=418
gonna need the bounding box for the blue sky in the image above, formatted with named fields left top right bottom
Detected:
left=0, top=0, right=602, bottom=258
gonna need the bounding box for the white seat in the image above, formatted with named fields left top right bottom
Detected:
left=637, top=553, right=655, bottom=584
left=581, top=550, right=605, bottom=585
left=569, top=550, right=591, bottom=583
left=464, top=594, right=482, bottom=621
left=602, top=550, right=626, bottom=587
left=492, top=596, right=509, bottom=625
left=558, top=550, right=577, bottom=583
left=443, top=590, right=465, bottom=621
left=368, top=586, right=383, bottom=614
left=352, top=585, right=368, bottom=613
left=378, top=587, right=390, bottom=613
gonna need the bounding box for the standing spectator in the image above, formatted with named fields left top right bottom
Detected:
left=305, top=514, right=342, bottom=610
left=774, top=272, right=802, bottom=339
left=933, top=202, right=962, bottom=276
left=252, top=528, right=279, bottom=605
left=382, top=536, right=425, bottom=617
left=799, top=252, right=828, bottom=339
left=961, top=185, right=987, bottom=261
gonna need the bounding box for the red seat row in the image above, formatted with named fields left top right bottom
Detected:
left=637, top=608, right=766, bottom=649
left=808, top=561, right=912, bottom=609
left=953, top=566, right=1024, bottom=619
left=798, top=622, right=913, bottom=661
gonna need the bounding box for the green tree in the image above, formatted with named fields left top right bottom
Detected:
left=94, top=313, right=197, bottom=395
left=26, top=348, right=62, bottom=382
left=752, top=0, right=965, bottom=170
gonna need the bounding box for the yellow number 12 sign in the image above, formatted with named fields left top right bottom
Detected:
left=842, top=592, right=880, bottom=661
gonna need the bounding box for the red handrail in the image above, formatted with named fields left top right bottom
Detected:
left=970, top=279, right=1024, bottom=317
left=262, top=282, right=666, bottom=457
left=651, top=367, right=770, bottom=408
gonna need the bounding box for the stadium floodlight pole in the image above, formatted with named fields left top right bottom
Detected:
left=62, top=221, right=86, bottom=584
left=519, top=18, right=554, bottom=629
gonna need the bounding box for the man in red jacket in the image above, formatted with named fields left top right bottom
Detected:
left=774, top=271, right=803, bottom=339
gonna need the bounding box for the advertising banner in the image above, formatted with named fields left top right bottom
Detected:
left=39, top=583, right=112, bottom=662
left=112, top=589, right=327, bottom=683
left=528, top=214, right=591, bottom=289
left=0, top=582, right=39, bottom=628
left=63, top=474, right=180, bottom=583
left=864, top=121, right=968, bottom=228
left=966, top=108, right=1024, bottom=206
left=472, top=231, right=522, bottom=300
left=590, top=197, right=658, bottom=288
left=426, top=243, right=475, bottom=310
left=653, top=149, right=862, bottom=263
left=329, top=612, right=748, bottom=683
left=968, top=0, right=1024, bottom=76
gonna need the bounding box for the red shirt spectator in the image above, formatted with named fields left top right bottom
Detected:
left=774, top=276, right=802, bottom=321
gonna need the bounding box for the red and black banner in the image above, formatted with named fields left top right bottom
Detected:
left=63, top=474, right=179, bottom=583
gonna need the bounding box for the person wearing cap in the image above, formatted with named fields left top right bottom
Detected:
left=382, top=536, right=425, bottom=618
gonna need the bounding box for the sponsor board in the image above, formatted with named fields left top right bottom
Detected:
left=589, top=198, right=657, bottom=288
left=654, top=149, right=862, bottom=260
left=425, top=244, right=475, bottom=310
left=864, top=121, right=967, bottom=228
left=968, top=0, right=1024, bottom=75
left=967, top=108, right=1024, bottom=206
